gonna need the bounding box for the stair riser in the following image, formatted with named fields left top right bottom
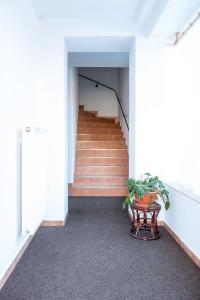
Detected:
left=76, top=149, right=128, bottom=157
left=74, top=177, right=128, bottom=186
left=77, top=128, right=122, bottom=134
left=78, top=111, right=96, bottom=117
left=79, top=116, right=115, bottom=123
left=77, top=141, right=126, bottom=149
left=78, top=122, right=120, bottom=128
left=75, top=166, right=128, bottom=176
left=77, top=134, right=124, bottom=141
left=69, top=187, right=128, bottom=196
left=76, top=157, right=128, bottom=166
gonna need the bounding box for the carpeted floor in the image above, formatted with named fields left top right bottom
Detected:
left=1, top=197, right=200, bottom=300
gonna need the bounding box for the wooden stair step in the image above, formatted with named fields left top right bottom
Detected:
left=76, top=141, right=127, bottom=149
left=79, top=116, right=115, bottom=123
left=79, top=105, right=84, bottom=111
left=77, top=134, right=124, bottom=141
left=78, top=121, right=120, bottom=128
left=78, top=111, right=96, bottom=117
left=75, top=165, right=128, bottom=176
left=76, top=149, right=128, bottom=157
left=73, top=176, right=128, bottom=186
left=77, top=127, right=122, bottom=134
left=69, top=185, right=128, bottom=196
left=76, top=157, right=128, bottom=166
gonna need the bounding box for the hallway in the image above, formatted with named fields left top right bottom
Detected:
left=1, top=197, right=200, bottom=300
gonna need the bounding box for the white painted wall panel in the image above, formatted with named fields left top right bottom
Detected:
left=135, top=32, right=200, bottom=259
left=35, top=25, right=67, bottom=222
left=0, top=0, right=38, bottom=281
left=165, top=186, right=200, bottom=259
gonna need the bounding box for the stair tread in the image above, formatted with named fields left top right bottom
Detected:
left=75, top=156, right=127, bottom=159
left=77, top=141, right=124, bottom=142
left=71, top=186, right=127, bottom=189
left=76, top=165, right=128, bottom=167
left=74, top=175, right=128, bottom=177
left=76, top=147, right=127, bottom=149
left=77, top=134, right=122, bottom=136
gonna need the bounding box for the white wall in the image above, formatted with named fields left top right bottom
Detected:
left=135, top=30, right=200, bottom=191
left=118, top=68, right=129, bottom=145
left=135, top=37, right=168, bottom=178
left=163, top=26, right=200, bottom=195
left=135, top=31, right=200, bottom=258
left=79, top=68, right=119, bottom=117
left=68, top=66, right=79, bottom=182
left=165, top=186, right=200, bottom=259
left=31, top=14, right=88, bottom=222
left=0, top=0, right=38, bottom=280
left=35, top=24, right=67, bottom=222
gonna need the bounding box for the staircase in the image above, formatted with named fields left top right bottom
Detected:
left=69, top=105, right=128, bottom=196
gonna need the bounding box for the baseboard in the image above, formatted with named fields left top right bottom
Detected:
left=41, top=220, right=65, bottom=226
left=41, top=212, right=68, bottom=227
left=0, top=213, right=69, bottom=289
left=163, top=222, right=200, bottom=268
left=0, top=235, right=33, bottom=290
left=127, top=211, right=200, bottom=268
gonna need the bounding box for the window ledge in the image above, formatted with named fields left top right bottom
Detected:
left=165, top=182, right=200, bottom=205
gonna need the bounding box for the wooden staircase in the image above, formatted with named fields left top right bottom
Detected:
left=69, top=105, right=128, bottom=196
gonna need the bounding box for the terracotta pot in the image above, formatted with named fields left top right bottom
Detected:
left=135, top=192, right=157, bottom=208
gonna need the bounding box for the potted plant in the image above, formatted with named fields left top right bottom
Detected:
left=123, top=173, right=170, bottom=210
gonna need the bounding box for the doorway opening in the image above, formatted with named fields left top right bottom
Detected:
left=65, top=37, right=135, bottom=205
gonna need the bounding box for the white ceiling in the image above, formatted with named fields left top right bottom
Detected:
left=31, top=0, right=200, bottom=39
left=65, top=36, right=133, bottom=52
left=31, top=0, right=169, bottom=36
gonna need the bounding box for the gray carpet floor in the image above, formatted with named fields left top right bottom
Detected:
left=1, top=197, right=200, bottom=300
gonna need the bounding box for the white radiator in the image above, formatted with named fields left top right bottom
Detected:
left=22, top=127, right=48, bottom=235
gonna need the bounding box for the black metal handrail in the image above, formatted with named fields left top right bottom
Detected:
left=79, top=74, right=129, bottom=131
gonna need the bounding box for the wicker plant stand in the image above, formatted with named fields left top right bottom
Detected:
left=130, top=203, right=161, bottom=240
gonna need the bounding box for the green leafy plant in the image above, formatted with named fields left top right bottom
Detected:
left=123, top=173, right=170, bottom=210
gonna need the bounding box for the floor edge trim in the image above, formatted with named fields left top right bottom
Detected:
left=41, top=212, right=68, bottom=227
left=128, top=210, right=200, bottom=268
left=0, top=235, right=33, bottom=290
